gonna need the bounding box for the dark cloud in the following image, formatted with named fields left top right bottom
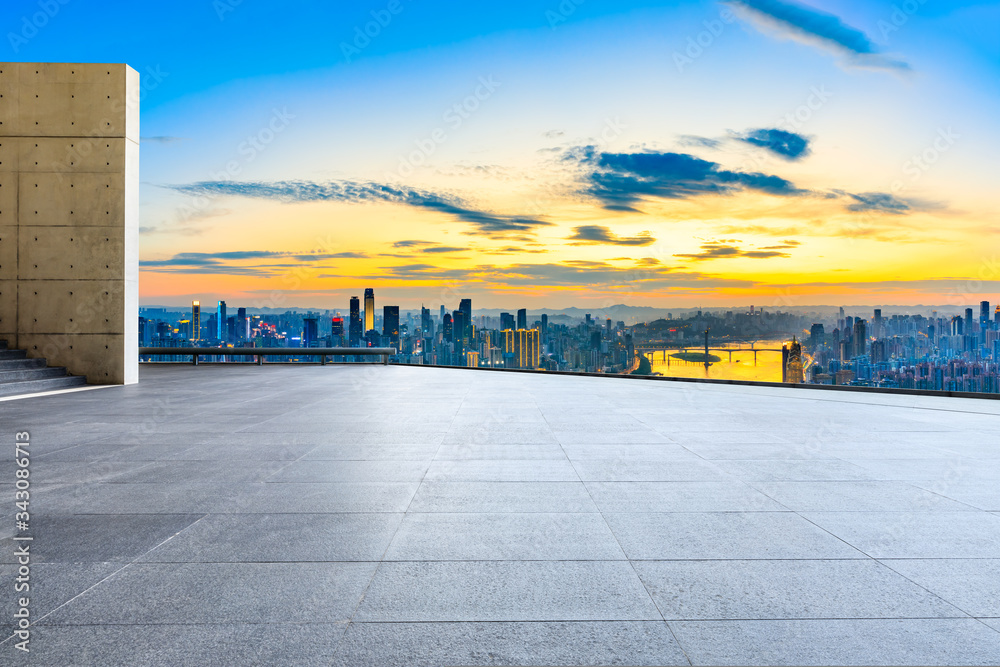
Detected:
left=738, top=128, right=811, bottom=160
left=723, top=0, right=911, bottom=73
left=421, top=246, right=466, bottom=254
left=567, top=225, right=656, bottom=246
left=676, top=135, right=722, bottom=149
left=140, top=250, right=365, bottom=274
left=165, top=180, right=552, bottom=238
left=845, top=192, right=911, bottom=214
left=392, top=240, right=433, bottom=248
left=674, top=242, right=792, bottom=261
left=565, top=146, right=808, bottom=211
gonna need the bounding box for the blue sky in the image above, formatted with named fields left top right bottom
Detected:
left=6, top=0, right=1000, bottom=308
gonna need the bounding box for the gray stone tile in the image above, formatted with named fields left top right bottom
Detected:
left=433, top=444, right=567, bottom=460
left=408, top=482, right=598, bottom=513
left=354, top=561, right=661, bottom=621
left=634, top=560, right=963, bottom=620
left=803, top=511, right=1000, bottom=558
left=140, top=513, right=404, bottom=562
left=0, top=460, right=155, bottom=484
left=587, top=481, right=786, bottom=512
left=45, top=562, right=378, bottom=625
left=270, top=460, right=430, bottom=482
left=4, top=623, right=349, bottom=667
left=605, top=512, right=865, bottom=560
left=0, top=562, right=120, bottom=621
left=37, top=443, right=198, bottom=461
left=560, top=443, right=700, bottom=461
left=0, top=514, right=202, bottom=563
left=105, top=460, right=286, bottom=484
left=573, top=459, right=729, bottom=482
left=172, top=442, right=319, bottom=461
left=910, top=479, right=1000, bottom=511
left=30, top=482, right=246, bottom=514
left=384, top=513, right=625, bottom=561
left=331, top=621, right=688, bottom=666
left=442, top=431, right=559, bottom=445
left=230, top=482, right=419, bottom=513
left=303, top=444, right=440, bottom=460
left=714, top=459, right=876, bottom=481
left=424, top=460, right=579, bottom=482
left=846, top=457, right=987, bottom=481
left=554, top=429, right=673, bottom=445
left=670, top=618, right=1000, bottom=666
left=679, top=442, right=833, bottom=460
left=879, top=559, right=1000, bottom=618
left=749, top=481, right=976, bottom=512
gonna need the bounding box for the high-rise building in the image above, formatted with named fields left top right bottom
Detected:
left=995, top=305, right=1000, bottom=326
left=331, top=316, right=345, bottom=347
left=783, top=337, right=803, bottom=383
left=237, top=307, right=248, bottom=341
left=459, top=298, right=472, bottom=342
left=540, top=314, right=548, bottom=339
left=965, top=308, right=974, bottom=331
left=421, top=307, right=432, bottom=338
left=442, top=313, right=453, bottom=343
left=349, top=296, right=362, bottom=347
left=981, top=301, right=990, bottom=327
left=217, top=300, right=227, bottom=340
left=500, top=312, right=515, bottom=331
left=383, top=306, right=400, bottom=347
left=517, top=308, right=527, bottom=330
left=951, top=315, right=964, bottom=336
left=514, top=328, right=539, bottom=369
left=364, top=288, right=375, bottom=333
left=452, top=310, right=467, bottom=350
left=303, top=317, right=319, bottom=348
left=853, top=318, right=867, bottom=358
left=191, top=301, right=201, bottom=341
left=809, top=323, right=825, bottom=349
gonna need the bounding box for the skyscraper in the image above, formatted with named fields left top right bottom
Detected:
left=302, top=317, right=319, bottom=348
left=364, top=288, right=375, bottom=333
left=853, top=318, right=867, bottom=358
left=217, top=300, right=227, bottom=341
left=331, top=317, right=345, bottom=346
left=965, top=308, right=974, bottom=331
left=809, top=323, right=825, bottom=349
left=442, top=313, right=453, bottom=342
left=540, top=313, right=548, bottom=338
left=237, top=307, right=248, bottom=341
left=191, top=301, right=201, bottom=341
left=500, top=312, right=515, bottom=331
left=514, top=328, right=539, bottom=369
left=517, top=308, right=527, bottom=330
left=452, top=310, right=467, bottom=351
left=349, top=296, right=362, bottom=347
left=421, top=307, right=432, bottom=338
left=459, top=298, right=472, bottom=342
left=383, top=306, right=400, bottom=347
left=981, top=301, right=990, bottom=327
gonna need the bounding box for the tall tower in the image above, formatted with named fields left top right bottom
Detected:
left=517, top=308, right=527, bottom=330
left=459, top=298, right=472, bottom=343
left=349, top=296, right=362, bottom=347
left=191, top=301, right=201, bottom=341
left=383, top=306, right=400, bottom=347
left=237, top=307, right=248, bottom=341
left=217, top=300, right=227, bottom=341
left=364, top=288, right=375, bottom=333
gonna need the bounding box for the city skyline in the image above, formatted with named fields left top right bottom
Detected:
left=16, top=1, right=997, bottom=308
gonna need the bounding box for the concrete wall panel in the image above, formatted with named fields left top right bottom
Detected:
left=18, top=226, right=123, bottom=280
left=0, top=62, right=138, bottom=384
left=17, top=280, right=124, bottom=335
left=18, top=172, right=125, bottom=226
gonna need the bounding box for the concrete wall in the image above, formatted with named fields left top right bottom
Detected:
left=0, top=63, right=138, bottom=384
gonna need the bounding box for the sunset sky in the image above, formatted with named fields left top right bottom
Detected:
left=11, top=0, right=1000, bottom=310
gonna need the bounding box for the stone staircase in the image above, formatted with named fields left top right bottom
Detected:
left=0, top=340, right=88, bottom=397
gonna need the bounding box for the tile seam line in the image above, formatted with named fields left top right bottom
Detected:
left=541, top=404, right=694, bottom=666
left=0, top=512, right=211, bottom=647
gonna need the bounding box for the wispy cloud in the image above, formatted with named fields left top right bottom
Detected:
left=141, top=249, right=366, bottom=275
left=567, top=225, right=656, bottom=246
left=736, top=128, right=811, bottom=160
left=723, top=0, right=911, bottom=73
left=674, top=242, right=793, bottom=261
left=844, top=191, right=912, bottom=214
left=164, top=180, right=552, bottom=238
left=565, top=146, right=808, bottom=212
left=141, top=136, right=188, bottom=144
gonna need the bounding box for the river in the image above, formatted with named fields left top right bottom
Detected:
left=644, top=340, right=792, bottom=383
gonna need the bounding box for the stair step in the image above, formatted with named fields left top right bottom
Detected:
left=0, top=375, right=88, bottom=397
left=0, top=358, right=46, bottom=370
left=0, top=349, right=28, bottom=360
left=0, top=367, right=68, bottom=383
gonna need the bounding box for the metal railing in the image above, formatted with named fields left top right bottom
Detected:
left=139, top=347, right=396, bottom=365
